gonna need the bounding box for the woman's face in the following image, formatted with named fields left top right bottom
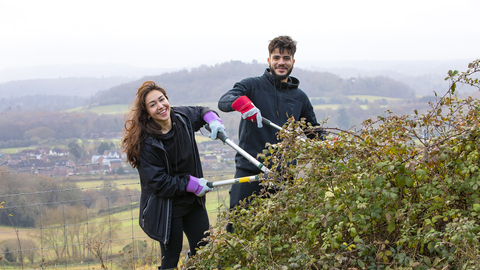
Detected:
left=145, top=90, right=170, bottom=126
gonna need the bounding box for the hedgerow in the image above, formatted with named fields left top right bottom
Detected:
left=186, top=59, right=480, bottom=270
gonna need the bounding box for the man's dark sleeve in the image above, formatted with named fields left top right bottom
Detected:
left=218, top=81, right=249, bottom=112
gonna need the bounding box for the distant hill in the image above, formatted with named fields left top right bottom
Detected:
left=0, top=76, right=136, bottom=112
left=88, top=61, right=416, bottom=107
left=0, top=63, right=174, bottom=83
left=0, top=76, right=134, bottom=98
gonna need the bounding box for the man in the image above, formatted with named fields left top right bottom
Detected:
left=218, top=35, right=325, bottom=212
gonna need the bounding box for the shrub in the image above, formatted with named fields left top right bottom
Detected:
left=186, top=60, right=480, bottom=269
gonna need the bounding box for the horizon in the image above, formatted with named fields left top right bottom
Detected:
left=1, top=0, right=478, bottom=81
left=0, top=58, right=475, bottom=84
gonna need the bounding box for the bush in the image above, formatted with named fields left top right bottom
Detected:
left=186, top=60, right=480, bottom=269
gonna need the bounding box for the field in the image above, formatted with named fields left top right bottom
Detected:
left=312, top=95, right=404, bottom=110
left=0, top=173, right=233, bottom=269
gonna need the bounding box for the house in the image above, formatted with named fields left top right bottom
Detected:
left=66, top=160, right=75, bottom=167
left=0, top=160, right=9, bottom=166
left=108, top=159, right=122, bottom=170
left=106, top=150, right=126, bottom=160
left=202, top=155, right=217, bottom=165
left=90, top=164, right=110, bottom=174
left=91, top=154, right=122, bottom=170
left=50, top=148, right=68, bottom=156
left=91, top=155, right=106, bottom=164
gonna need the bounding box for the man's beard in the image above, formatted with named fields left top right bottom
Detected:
left=269, top=64, right=292, bottom=81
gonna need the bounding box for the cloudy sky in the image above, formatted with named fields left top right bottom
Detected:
left=1, top=0, right=479, bottom=73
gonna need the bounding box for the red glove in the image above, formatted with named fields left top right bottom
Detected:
left=232, top=96, right=263, bottom=128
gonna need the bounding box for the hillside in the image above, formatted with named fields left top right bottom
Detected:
left=0, top=76, right=135, bottom=112
left=0, top=76, right=133, bottom=98
left=88, top=61, right=416, bottom=107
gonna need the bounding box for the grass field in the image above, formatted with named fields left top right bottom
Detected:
left=312, top=95, right=404, bottom=110
left=0, top=173, right=233, bottom=269
left=345, top=94, right=405, bottom=102
left=73, top=177, right=141, bottom=190
left=0, top=146, right=38, bottom=154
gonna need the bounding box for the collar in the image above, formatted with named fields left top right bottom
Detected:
left=264, top=68, right=300, bottom=89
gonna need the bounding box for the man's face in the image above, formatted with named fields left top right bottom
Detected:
left=267, top=48, right=295, bottom=82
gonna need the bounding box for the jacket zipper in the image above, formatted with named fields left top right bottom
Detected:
left=142, top=195, right=154, bottom=225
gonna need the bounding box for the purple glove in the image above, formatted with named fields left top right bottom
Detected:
left=203, top=111, right=226, bottom=140
left=186, top=175, right=212, bottom=197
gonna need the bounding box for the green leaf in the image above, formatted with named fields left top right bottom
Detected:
left=473, top=204, right=480, bottom=212
left=395, top=174, right=405, bottom=187
left=415, top=169, right=426, bottom=176
left=325, top=191, right=335, bottom=198
left=354, top=235, right=360, bottom=243
left=405, top=176, right=413, bottom=187
left=387, top=222, right=395, bottom=233
left=424, top=257, right=432, bottom=266
left=388, top=164, right=395, bottom=171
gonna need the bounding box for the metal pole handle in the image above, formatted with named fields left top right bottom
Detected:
left=207, top=175, right=260, bottom=188
left=262, top=117, right=283, bottom=131
left=204, top=124, right=271, bottom=174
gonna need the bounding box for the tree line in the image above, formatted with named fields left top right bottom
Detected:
left=88, top=61, right=416, bottom=107
left=0, top=60, right=420, bottom=147
left=0, top=111, right=124, bottom=145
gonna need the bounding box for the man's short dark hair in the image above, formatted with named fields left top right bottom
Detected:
left=268, top=36, right=297, bottom=57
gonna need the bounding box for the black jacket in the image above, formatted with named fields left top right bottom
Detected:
left=138, top=106, right=210, bottom=245
left=218, top=68, right=325, bottom=174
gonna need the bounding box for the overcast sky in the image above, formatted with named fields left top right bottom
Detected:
left=1, top=0, right=479, bottom=73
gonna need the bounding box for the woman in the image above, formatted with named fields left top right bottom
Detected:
left=122, top=81, right=225, bottom=269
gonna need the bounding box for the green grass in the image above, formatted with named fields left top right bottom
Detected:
left=313, top=104, right=342, bottom=110
left=75, top=178, right=141, bottom=190
left=345, top=95, right=405, bottom=102
left=0, top=168, right=234, bottom=268
left=0, top=146, right=39, bottom=154
left=312, top=95, right=405, bottom=110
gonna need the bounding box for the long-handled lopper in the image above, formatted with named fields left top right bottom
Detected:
left=261, top=117, right=283, bottom=131
left=206, top=175, right=261, bottom=188
left=204, top=124, right=272, bottom=175
left=262, top=116, right=327, bottom=141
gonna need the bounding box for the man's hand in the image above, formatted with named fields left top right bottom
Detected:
left=232, top=96, right=263, bottom=128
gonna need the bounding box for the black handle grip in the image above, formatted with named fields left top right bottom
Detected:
left=204, top=124, right=227, bottom=142
left=262, top=117, right=271, bottom=125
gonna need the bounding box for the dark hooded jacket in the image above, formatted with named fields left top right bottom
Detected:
left=137, top=106, right=210, bottom=245
left=218, top=68, right=325, bottom=175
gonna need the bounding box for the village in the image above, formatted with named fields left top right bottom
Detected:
left=0, top=136, right=237, bottom=178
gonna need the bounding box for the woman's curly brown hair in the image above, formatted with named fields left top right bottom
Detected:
left=121, top=81, right=168, bottom=168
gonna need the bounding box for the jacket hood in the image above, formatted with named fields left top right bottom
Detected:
left=264, top=68, right=300, bottom=89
